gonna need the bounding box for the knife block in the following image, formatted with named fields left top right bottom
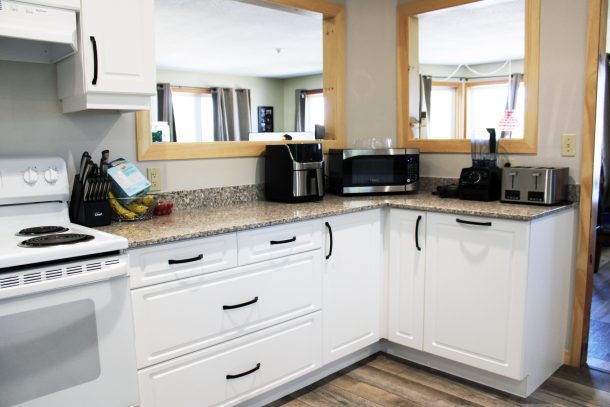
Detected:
left=69, top=175, right=112, bottom=227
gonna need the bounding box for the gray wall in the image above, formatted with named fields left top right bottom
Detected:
left=0, top=0, right=589, bottom=190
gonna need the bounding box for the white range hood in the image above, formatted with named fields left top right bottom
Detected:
left=0, top=0, right=79, bottom=64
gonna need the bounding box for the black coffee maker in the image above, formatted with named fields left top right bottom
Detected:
left=458, top=128, right=502, bottom=201
left=265, top=143, right=325, bottom=203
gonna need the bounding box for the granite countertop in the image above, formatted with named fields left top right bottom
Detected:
left=97, top=193, right=576, bottom=249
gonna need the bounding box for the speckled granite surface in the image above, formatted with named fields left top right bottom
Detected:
left=98, top=193, right=576, bottom=248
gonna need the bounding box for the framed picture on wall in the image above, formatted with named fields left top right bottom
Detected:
left=258, top=106, right=273, bottom=133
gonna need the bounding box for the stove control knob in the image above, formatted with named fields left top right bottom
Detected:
left=44, top=167, right=59, bottom=184
left=23, top=168, right=38, bottom=185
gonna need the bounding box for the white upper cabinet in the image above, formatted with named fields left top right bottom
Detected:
left=387, top=209, right=426, bottom=350
left=57, top=0, right=156, bottom=112
left=322, top=210, right=382, bottom=364
left=423, top=212, right=529, bottom=380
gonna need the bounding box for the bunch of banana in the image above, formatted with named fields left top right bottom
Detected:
left=108, top=191, right=137, bottom=220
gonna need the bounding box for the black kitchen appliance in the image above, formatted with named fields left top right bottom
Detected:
left=328, top=148, right=419, bottom=195
left=458, top=129, right=502, bottom=201
left=265, top=143, right=324, bottom=203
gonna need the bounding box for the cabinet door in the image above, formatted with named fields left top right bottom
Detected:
left=323, top=210, right=381, bottom=363
left=80, top=0, right=155, bottom=94
left=424, top=213, right=529, bottom=379
left=387, top=209, right=426, bottom=350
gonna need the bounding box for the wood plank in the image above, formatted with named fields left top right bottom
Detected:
left=345, top=364, right=481, bottom=406
left=328, top=374, right=423, bottom=406
left=570, top=0, right=607, bottom=367
left=369, top=355, right=526, bottom=407
left=539, top=376, right=610, bottom=406
left=297, top=382, right=385, bottom=407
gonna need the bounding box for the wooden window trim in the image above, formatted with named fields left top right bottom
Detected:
left=396, top=0, right=540, bottom=154
left=170, top=86, right=212, bottom=95
left=136, top=0, right=345, bottom=160
left=305, top=89, right=324, bottom=95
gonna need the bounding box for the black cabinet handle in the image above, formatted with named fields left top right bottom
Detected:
left=168, top=254, right=203, bottom=265
left=415, top=215, right=422, bottom=251
left=90, top=36, right=98, bottom=85
left=223, top=296, right=258, bottom=310
left=226, top=363, right=261, bottom=380
left=325, top=222, right=333, bottom=260
left=456, top=218, right=492, bottom=227
left=270, top=236, right=296, bottom=245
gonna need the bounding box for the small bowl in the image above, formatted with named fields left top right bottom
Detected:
left=108, top=194, right=158, bottom=222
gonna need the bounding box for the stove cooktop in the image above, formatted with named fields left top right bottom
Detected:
left=19, top=233, right=95, bottom=248
left=17, top=226, right=70, bottom=236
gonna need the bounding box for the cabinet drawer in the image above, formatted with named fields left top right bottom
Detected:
left=237, top=220, right=322, bottom=265
left=132, top=250, right=322, bottom=368
left=129, top=233, right=237, bottom=289
left=138, top=312, right=322, bottom=407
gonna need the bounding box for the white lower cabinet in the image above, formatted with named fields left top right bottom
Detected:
left=322, top=210, right=382, bottom=363
left=387, top=209, right=426, bottom=350
left=423, top=212, right=529, bottom=379
left=131, top=250, right=322, bottom=368
left=138, top=312, right=322, bottom=407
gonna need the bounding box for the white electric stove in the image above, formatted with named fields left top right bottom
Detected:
left=0, top=156, right=138, bottom=407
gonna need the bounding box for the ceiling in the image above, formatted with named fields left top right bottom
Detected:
left=154, top=0, right=323, bottom=78
left=418, top=0, right=525, bottom=65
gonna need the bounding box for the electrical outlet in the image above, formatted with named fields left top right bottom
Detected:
left=561, top=133, right=576, bottom=157
left=147, top=168, right=162, bottom=192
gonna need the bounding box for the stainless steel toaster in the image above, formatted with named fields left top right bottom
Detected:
left=501, top=167, right=569, bottom=205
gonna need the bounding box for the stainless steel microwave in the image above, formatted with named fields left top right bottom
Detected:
left=328, top=148, right=419, bottom=195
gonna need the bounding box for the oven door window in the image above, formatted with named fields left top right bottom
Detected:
left=0, top=299, right=101, bottom=406
left=345, top=155, right=410, bottom=186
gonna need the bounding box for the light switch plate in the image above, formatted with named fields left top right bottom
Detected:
left=147, top=168, right=161, bottom=192
left=561, top=133, right=576, bottom=157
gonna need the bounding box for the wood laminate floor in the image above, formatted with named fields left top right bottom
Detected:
left=588, top=248, right=610, bottom=372
left=268, top=353, right=610, bottom=407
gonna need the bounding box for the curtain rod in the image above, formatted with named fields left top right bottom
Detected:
left=428, top=74, right=519, bottom=81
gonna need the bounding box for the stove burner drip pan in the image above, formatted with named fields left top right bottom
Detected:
left=17, top=226, right=69, bottom=236
left=19, top=234, right=94, bottom=248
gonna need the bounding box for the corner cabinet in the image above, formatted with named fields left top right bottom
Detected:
left=57, top=0, right=156, bottom=112
left=322, top=210, right=382, bottom=363
left=387, top=209, right=426, bottom=350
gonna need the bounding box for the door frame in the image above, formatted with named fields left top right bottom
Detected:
left=569, top=0, right=608, bottom=367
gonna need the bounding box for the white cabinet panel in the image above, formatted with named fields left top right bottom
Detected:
left=132, top=250, right=322, bottom=368
left=424, top=213, right=529, bottom=379
left=56, top=0, right=156, bottom=111
left=79, top=0, right=155, bottom=94
left=237, top=219, right=322, bottom=265
left=387, top=209, right=426, bottom=350
left=323, top=210, right=381, bottom=364
left=138, top=312, right=322, bottom=407
left=129, top=233, right=237, bottom=289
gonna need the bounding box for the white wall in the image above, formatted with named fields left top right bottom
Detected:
left=0, top=0, right=589, bottom=191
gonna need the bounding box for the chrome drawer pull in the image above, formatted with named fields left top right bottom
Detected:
left=270, top=236, right=296, bottom=245
left=456, top=218, right=492, bottom=227
left=168, top=254, right=203, bottom=265
left=223, top=296, right=259, bottom=310
left=226, top=363, right=261, bottom=380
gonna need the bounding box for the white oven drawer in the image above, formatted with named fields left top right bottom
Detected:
left=237, top=220, right=322, bottom=265
left=129, top=233, right=237, bottom=289
left=131, top=250, right=323, bottom=368
left=138, top=311, right=322, bottom=407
